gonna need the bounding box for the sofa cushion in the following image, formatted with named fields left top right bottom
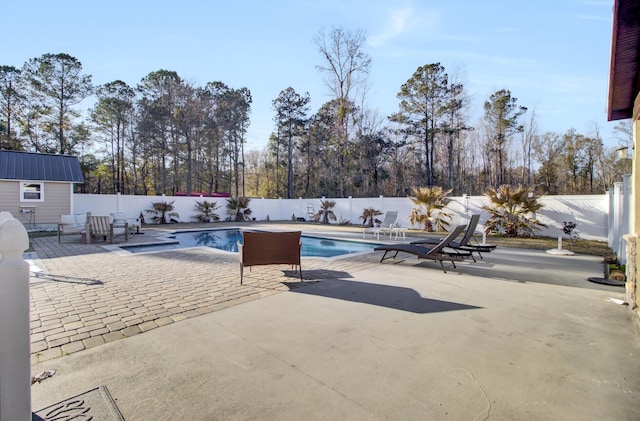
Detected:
left=73, top=214, right=87, bottom=225
left=59, top=214, right=87, bottom=232
left=59, top=214, right=76, bottom=225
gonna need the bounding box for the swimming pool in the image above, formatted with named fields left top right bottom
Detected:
left=120, top=229, right=379, bottom=257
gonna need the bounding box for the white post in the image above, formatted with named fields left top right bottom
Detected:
left=0, top=212, right=31, bottom=420
left=558, top=237, right=563, bottom=250
left=613, top=182, right=623, bottom=257
left=70, top=184, right=75, bottom=214
left=620, top=174, right=632, bottom=264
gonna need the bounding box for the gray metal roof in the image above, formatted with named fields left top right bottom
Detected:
left=0, top=150, right=84, bottom=183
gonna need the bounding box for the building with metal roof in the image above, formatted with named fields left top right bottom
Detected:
left=0, top=150, right=84, bottom=183
left=0, top=150, right=84, bottom=229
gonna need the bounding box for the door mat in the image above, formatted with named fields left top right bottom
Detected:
left=32, top=385, right=124, bottom=420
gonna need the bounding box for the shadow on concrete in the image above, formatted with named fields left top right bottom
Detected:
left=30, top=273, right=104, bottom=286
left=282, top=269, right=353, bottom=281
left=283, top=279, right=482, bottom=314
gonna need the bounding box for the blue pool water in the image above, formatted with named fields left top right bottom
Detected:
left=120, top=229, right=379, bottom=257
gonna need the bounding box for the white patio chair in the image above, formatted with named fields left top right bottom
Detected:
left=363, top=211, right=398, bottom=240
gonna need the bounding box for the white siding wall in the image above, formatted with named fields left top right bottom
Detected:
left=0, top=181, right=20, bottom=216
left=0, top=180, right=71, bottom=226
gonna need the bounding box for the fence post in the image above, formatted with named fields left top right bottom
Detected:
left=299, top=197, right=303, bottom=220
left=607, top=188, right=614, bottom=248
left=614, top=182, right=624, bottom=258
left=620, top=175, right=632, bottom=264
left=0, top=212, right=31, bottom=421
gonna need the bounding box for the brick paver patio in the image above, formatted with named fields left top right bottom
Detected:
left=28, top=230, right=379, bottom=363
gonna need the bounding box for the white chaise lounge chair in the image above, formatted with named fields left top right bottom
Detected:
left=363, top=211, right=398, bottom=240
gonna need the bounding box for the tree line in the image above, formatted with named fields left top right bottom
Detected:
left=0, top=28, right=632, bottom=198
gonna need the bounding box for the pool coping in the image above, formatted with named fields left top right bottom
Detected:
left=102, top=226, right=385, bottom=261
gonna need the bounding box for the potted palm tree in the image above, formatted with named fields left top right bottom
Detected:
left=360, top=207, right=382, bottom=227
left=146, top=200, right=179, bottom=224
left=226, top=197, right=252, bottom=222
left=313, top=199, right=337, bottom=224
left=193, top=200, right=221, bottom=223
left=408, top=186, right=452, bottom=231
left=482, top=185, right=546, bottom=237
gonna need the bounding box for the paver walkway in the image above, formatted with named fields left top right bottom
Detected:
left=29, top=231, right=379, bottom=363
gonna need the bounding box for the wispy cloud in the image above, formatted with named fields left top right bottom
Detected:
left=368, top=4, right=414, bottom=47
left=368, top=2, right=442, bottom=48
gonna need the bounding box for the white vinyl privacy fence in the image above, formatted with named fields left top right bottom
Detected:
left=71, top=182, right=634, bottom=261
left=73, top=192, right=612, bottom=243
left=608, top=175, right=633, bottom=264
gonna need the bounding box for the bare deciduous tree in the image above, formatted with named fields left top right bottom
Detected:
left=315, top=27, right=371, bottom=196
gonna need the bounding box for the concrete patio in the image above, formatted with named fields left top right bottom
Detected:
left=28, top=224, right=640, bottom=420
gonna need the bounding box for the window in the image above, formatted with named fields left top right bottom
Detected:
left=20, top=182, right=44, bottom=202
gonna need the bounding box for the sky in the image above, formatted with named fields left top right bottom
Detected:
left=5, top=0, right=620, bottom=151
